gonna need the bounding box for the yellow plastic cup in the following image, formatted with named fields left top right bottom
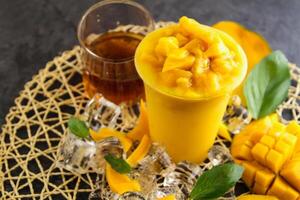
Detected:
left=135, top=23, right=247, bottom=163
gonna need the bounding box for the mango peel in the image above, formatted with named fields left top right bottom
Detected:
left=232, top=114, right=300, bottom=200
left=213, top=21, right=272, bottom=105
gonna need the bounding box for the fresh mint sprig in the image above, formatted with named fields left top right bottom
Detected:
left=68, top=117, right=89, bottom=138
left=104, top=154, right=132, bottom=174
left=190, top=163, right=244, bottom=200
left=244, top=51, right=291, bottom=119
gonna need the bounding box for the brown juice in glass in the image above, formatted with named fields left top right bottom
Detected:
left=82, top=31, right=145, bottom=104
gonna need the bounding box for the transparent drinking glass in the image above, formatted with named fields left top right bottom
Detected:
left=77, top=0, right=154, bottom=105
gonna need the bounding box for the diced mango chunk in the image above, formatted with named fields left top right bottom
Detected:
left=281, top=158, right=300, bottom=192
left=159, top=69, right=193, bottom=87
left=251, top=143, right=269, bottom=166
left=260, top=135, right=276, bottom=148
left=155, top=36, right=179, bottom=57
left=286, top=121, right=300, bottom=136
left=255, top=168, right=275, bottom=190
left=162, top=49, right=195, bottom=72
left=265, top=149, right=284, bottom=173
left=253, top=183, right=268, bottom=195
left=268, top=177, right=299, bottom=200
left=175, top=33, right=189, bottom=47
left=241, top=161, right=259, bottom=188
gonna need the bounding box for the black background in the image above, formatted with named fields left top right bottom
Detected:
left=1, top=0, right=300, bottom=125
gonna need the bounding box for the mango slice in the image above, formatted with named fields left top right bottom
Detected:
left=218, top=122, right=232, bottom=141
left=231, top=114, right=300, bottom=199
left=162, top=48, right=195, bottom=72
left=157, top=194, right=176, bottom=200
left=127, top=100, right=149, bottom=141
left=90, top=127, right=132, bottom=152
left=127, top=134, right=152, bottom=167
left=105, top=164, right=141, bottom=194
left=213, top=21, right=271, bottom=105
left=237, top=194, right=279, bottom=200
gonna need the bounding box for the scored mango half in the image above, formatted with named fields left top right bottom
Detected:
left=232, top=114, right=300, bottom=200
left=213, top=21, right=272, bottom=105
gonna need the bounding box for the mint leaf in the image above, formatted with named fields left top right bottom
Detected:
left=244, top=51, right=290, bottom=119
left=190, top=163, right=244, bottom=200
left=68, top=117, right=89, bottom=138
left=104, top=154, right=132, bottom=174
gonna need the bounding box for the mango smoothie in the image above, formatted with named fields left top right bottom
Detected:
left=135, top=16, right=247, bottom=163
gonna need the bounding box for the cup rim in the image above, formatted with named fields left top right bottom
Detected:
left=77, top=0, right=155, bottom=63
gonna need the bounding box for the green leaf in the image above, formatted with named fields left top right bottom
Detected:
left=68, top=117, right=89, bottom=138
left=104, top=154, right=132, bottom=174
left=190, top=163, right=244, bottom=200
left=244, top=50, right=291, bottom=119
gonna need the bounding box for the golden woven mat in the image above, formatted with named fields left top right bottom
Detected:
left=1, top=24, right=300, bottom=199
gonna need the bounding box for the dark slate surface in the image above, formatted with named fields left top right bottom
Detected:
left=0, top=0, right=300, bottom=125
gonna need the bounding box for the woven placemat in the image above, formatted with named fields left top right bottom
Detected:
left=1, top=23, right=300, bottom=199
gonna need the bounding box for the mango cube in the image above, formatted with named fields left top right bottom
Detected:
left=260, top=135, right=276, bottom=148
left=175, top=33, right=189, bottom=47
left=155, top=36, right=179, bottom=57
left=162, top=48, right=195, bottom=72
left=265, top=149, right=284, bottom=173
left=286, top=121, right=300, bottom=136
left=267, top=177, right=299, bottom=200
left=251, top=143, right=269, bottom=165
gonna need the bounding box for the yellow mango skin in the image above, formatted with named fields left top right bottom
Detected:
left=105, top=165, right=141, bottom=194
left=231, top=115, right=300, bottom=199
left=237, top=194, right=278, bottom=200
left=213, top=21, right=271, bottom=105
left=126, top=134, right=152, bottom=167
left=127, top=100, right=149, bottom=141
left=90, top=128, right=132, bottom=152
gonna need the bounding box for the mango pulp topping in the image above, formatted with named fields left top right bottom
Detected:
left=135, top=16, right=247, bottom=99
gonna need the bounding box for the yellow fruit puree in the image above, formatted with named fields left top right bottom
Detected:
left=135, top=16, right=247, bottom=163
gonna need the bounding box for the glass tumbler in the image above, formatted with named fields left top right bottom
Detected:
left=77, top=0, right=154, bottom=104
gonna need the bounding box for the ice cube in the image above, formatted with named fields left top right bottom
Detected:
left=118, top=192, right=145, bottom=200
left=56, top=131, right=97, bottom=173
left=223, top=95, right=252, bottom=134
left=83, top=95, right=121, bottom=130
left=89, top=174, right=119, bottom=200
left=208, top=145, right=233, bottom=166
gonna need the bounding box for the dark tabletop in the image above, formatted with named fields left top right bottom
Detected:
left=1, top=0, right=300, bottom=125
